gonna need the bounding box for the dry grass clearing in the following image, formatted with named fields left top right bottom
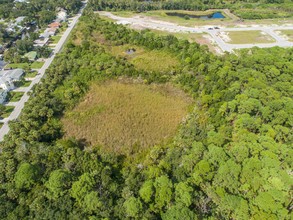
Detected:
left=150, top=29, right=204, bottom=43
left=110, top=44, right=180, bottom=72
left=278, top=30, right=293, bottom=42
left=62, top=80, right=192, bottom=155
left=225, top=30, right=275, bottom=44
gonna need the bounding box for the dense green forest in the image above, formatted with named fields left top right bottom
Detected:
left=89, top=0, right=293, bottom=19
left=0, top=0, right=82, bottom=25
left=0, top=9, right=292, bottom=220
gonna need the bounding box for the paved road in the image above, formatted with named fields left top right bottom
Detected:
left=100, top=12, right=293, bottom=52
left=0, top=1, right=87, bottom=141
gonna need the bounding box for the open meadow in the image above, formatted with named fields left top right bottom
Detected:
left=62, top=80, right=192, bottom=155
left=222, top=30, right=275, bottom=44
left=109, top=44, right=180, bottom=72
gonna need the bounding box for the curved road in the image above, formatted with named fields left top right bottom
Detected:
left=0, top=1, right=87, bottom=141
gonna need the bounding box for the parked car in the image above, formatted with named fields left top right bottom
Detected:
left=214, top=27, right=220, bottom=29
left=208, top=27, right=213, bottom=30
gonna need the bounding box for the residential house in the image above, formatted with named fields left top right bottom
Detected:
left=33, top=38, right=49, bottom=47
left=40, top=28, right=56, bottom=38
left=0, top=77, right=14, bottom=90
left=48, top=22, right=61, bottom=29
left=57, top=9, right=67, bottom=22
left=24, top=51, right=37, bottom=61
left=0, top=68, right=24, bottom=90
left=0, top=89, right=7, bottom=104
left=6, top=16, right=26, bottom=33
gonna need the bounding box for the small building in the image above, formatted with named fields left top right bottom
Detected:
left=24, top=51, right=37, bottom=61
left=0, top=78, right=14, bottom=90
left=48, top=22, right=61, bottom=29
left=0, top=68, right=24, bottom=90
left=34, top=38, right=49, bottom=47
left=57, top=9, right=67, bottom=22
left=40, top=28, right=56, bottom=38
left=15, top=16, right=26, bottom=25
left=0, top=89, right=7, bottom=104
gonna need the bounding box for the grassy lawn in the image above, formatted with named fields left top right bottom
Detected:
left=56, top=24, right=67, bottom=35
left=110, top=44, right=180, bottom=72
left=31, top=61, right=44, bottom=69
left=6, top=61, right=44, bottom=70
left=0, top=123, right=3, bottom=129
left=278, top=30, right=293, bottom=42
left=50, top=35, right=62, bottom=44
left=7, top=91, right=24, bottom=102
left=25, top=70, right=38, bottom=78
left=0, top=106, right=14, bottom=118
left=6, top=63, right=29, bottom=69
left=62, top=80, right=192, bottom=155
left=150, top=29, right=205, bottom=42
left=14, top=80, right=31, bottom=87
left=224, top=31, right=275, bottom=44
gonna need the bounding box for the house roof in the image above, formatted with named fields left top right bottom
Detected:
left=0, top=68, right=24, bottom=81
left=0, top=78, right=8, bottom=85
left=48, top=22, right=61, bottom=28
left=40, top=28, right=56, bottom=38
left=34, top=38, right=49, bottom=47
left=15, top=16, right=26, bottom=24
left=48, top=27, right=57, bottom=32
left=24, top=51, right=37, bottom=60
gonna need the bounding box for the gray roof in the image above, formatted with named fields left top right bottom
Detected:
left=15, top=16, right=26, bottom=24
left=0, top=68, right=24, bottom=81
left=0, top=78, right=10, bottom=86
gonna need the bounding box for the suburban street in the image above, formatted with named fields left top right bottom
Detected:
left=0, top=1, right=87, bottom=141
left=99, top=12, right=293, bottom=52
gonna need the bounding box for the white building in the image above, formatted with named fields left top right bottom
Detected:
left=0, top=78, right=14, bottom=90
left=0, top=68, right=24, bottom=91
left=57, top=9, right=67, bottom=22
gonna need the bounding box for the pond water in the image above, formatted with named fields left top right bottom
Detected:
left=166, top=11, right=225, bottom=20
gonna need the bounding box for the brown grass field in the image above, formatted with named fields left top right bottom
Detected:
left=62, top=80, right=192, bottom=155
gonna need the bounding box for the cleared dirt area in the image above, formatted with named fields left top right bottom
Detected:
left=62, top=80, right=192, bottom=155
left=221, top=30, right=275, bottom=44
